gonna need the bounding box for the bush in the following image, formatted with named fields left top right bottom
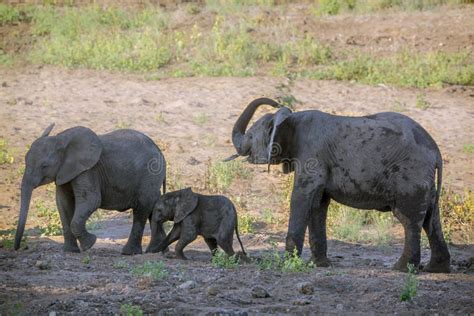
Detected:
left=206, top=160, right=251, bottom=192
left=440, top=189, right=473, bottom=243
left=211, top=249, right=240, bottom=268
left=131, top=261, right=168, bottom=280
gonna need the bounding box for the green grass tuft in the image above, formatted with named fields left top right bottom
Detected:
left=400, top=263, right=418, bottom=301
left=119, top=303, right=143, bottom=316
left=131, top=261, right=168, bottom=280
left=35, top=200, right=62, bottom=236
left=258, top=248, right=315, bottom=273
left=206, top=159, right=251, bottom=193
left=0, top=138, right=14, bottom=165
left=211, top=249, right=240, bottom=269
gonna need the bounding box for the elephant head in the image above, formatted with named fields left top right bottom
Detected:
left=227, top=98, right=293, bottom=169
left=14, top=124, right=103, bottom=250
left=152, top=188, right=198, bottom=224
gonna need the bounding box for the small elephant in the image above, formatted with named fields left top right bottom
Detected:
left=14, top=124, right=167, bottom=255
left=149, top=188, right=246, bottom=260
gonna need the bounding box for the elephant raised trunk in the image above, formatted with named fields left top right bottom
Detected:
left=231, top=98, right=280, bottom=156
left=14, top=180, right=34, bottom=250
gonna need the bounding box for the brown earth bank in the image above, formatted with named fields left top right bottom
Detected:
left=0, top=66, right=473, bottom=314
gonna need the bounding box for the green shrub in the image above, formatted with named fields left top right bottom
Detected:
left=119, top=303, right=143, bottom=316
left=206, top=159, right=251, bottom=192
left=35, top=200, right=62, bottom=236
left=238, top=214, right=256, bottom=233
left=258, top=248, right=315, bottom=273
left=0, top=138, right=14, bottom=165
left=131, top=261, right=168, bottom=280
left=400, top=263, right=418, bottom=301
left=211, top=249, right=240, bottom=268
left=0, top=4, right=21, bottom=26
left=440, top=189, right=473, bottom=243
left=0, top=229, right=27, bottom=250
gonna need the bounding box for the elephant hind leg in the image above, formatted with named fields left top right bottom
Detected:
left=422, top=202, right=450, bottom=273
left=392, top=207, right=424, bottom=272
left=204, top=238, right=218, bottom=255
left=122, top=207, right=148, bottom=255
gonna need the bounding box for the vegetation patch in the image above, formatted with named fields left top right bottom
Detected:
left=0, top=138, right=15, bottom=165
left=440, top=189, right=473, bottom=243
left=400, top=263, right=418, bottom=302
left=258, top=247, right=315, bottom=273
left=35, top=200, right=62, bottom=236
left=0, top=229, right=27, bottom=250
left=211, top=249, right=240, bottom=268
left=206, top=159, right=251, bottom=193
left=119, top=303, right=143, bottom=316
left=238, top=213, right=256, bottom=234
left=1, top=5, right=470, bottom=88
left=131, top=261, right=168, bottom=280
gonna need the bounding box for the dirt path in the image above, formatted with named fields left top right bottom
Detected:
left=0, top=66, right=473, bottom=314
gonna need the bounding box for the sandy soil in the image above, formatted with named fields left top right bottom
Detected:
left=0, top=5, right=473, bottom=315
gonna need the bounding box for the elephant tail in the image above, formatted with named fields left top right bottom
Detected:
left=234, top=209, right=247, bottom=256
left=434, top=152, right=443, bottom=214
left=162, top=173, right=166, bottom=194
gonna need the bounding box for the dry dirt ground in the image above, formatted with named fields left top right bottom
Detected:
left=1, top=5, right=474, bottom=315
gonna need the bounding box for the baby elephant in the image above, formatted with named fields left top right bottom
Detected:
left=149, top=188, right=246, bottom=260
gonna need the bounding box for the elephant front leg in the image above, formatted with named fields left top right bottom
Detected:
left=308, top=194, right=331, bottom=267
left=122, top=207, right=148, bottom=255
left=70, top=202, right=98, bottom=252
left=56, top=184, right=80, bottom=253
left=285, top=175, right=321, bottom=256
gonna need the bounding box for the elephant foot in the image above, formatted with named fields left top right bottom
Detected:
left=63, top=243, right=80, bottom=253
left=176, top=252, right=188, bottom=260
left=393, top=257, right=419, bottom=272
left=78, top=233, right=97, bottom=252
left=423, top=259, right=451, bottom=273
left=285, top=236, right=302, bottom=256
left=122, top=243, right=143, bottom=255
left=310, top=256, right=331, bottom=267
left=145, top=244, right=169, bottom=254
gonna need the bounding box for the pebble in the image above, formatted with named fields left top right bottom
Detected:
left=293, top=298, right=311, bottom=305
left=296, top=282, right=314, bottom=295
left=35, top=260, right=51, bottom=270
left=178, top=280, right=197, bottom=290
left=207, top=286, right=219, bottom=296
left=48, top=312, right=57, bottom=316
left=251, top=286, right=270, bottom=298
left=336, top=303, right=344, bottom=311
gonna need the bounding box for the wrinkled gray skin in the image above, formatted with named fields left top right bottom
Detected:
left=149, top=188, right=246, bottom=260
left=227, top=97, right=450, bottom=273
left=14, top=124, right=168, bottom=255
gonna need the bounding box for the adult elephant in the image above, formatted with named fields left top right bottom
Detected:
left=14, top=124, right=167, bottom=255
left=226, top=98, right=450, bottom=273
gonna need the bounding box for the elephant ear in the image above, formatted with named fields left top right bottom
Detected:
left=267, top=107, right=292, bottom=165
left=40, top=123, right=55, bottom=138
left=173, top=188, right=198, bottom=224
left=56, top=127, right=103, bottom=186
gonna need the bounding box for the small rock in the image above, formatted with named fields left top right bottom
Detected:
left=336, top=303, right=344, bottom=311
left=48, top=312, right=57, bottom=316
left=251, top=286, right=270, bottom=298
left=1, top=82, right=7, bottom=87
left=293, top=298, right=311, bottom=305
left=296, top=282, right=314, bottom=295
left=35, top=260, right=51, bottom=270
left=207, top=286, right=219, bottom=296
left=178, top=280, right=197, bottom=290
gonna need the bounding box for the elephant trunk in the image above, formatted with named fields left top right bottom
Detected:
left=14, top=179, right=33, bottom=250
left=231, top=98, right=280, bottom=156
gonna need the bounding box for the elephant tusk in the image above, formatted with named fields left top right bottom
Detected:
left=222, top=154, right=239, bottom=162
